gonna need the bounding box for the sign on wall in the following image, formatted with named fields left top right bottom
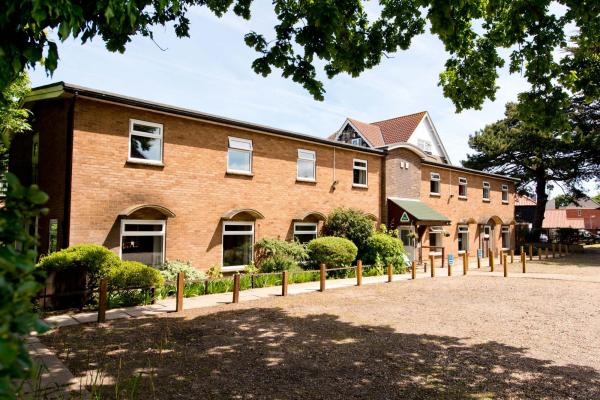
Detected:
left=400, top=212, right=410, bottom=223
left=448, top=254, right=454, bottom=266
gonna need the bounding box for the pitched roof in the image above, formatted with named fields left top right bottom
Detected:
left=515, top=195, right=536, bottom=206
left=347, top=118, right=385, bottom=147
left=372, top=112, right=427, bottom=145
left=542, top=209, right=585, bottom=229
left=388, top=197, right=451, bottom=223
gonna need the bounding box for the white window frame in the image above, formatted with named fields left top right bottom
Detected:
left=297, top=149, right=316, bottom=182
left=119, top=219, right=166, bottom=264
left=128, top=119, right=164, bottom=165
left=501, top=225, right=510, bottom=250
left=351, top=138, right=361, bottom=146
left=458, top=177, right=468, bottom=199
left=293, top=222, right=318, bottom=242
left=227, top=136, right=253, bottom=175
left=430, top=172, right=441, bottom=196
left=418, top=139, right=432, bottom=153
left=483, top=181, right=491, bottom=201
left=457, top=225, right=469, bottom=254
left=353, top=158, right=368, bottom=188
left=222, top=221, right=254, bottom=271
left=501, top=184, right=509, bottom=204
left=429, top=226, right=443, bottom=256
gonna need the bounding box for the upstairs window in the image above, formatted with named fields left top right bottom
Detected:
left=482, top=181, right=490, bottom=201
left=501, top=184, right=509, bottom=203
left=351, top=138, right=362, bottom=146
left=417, top=139, right=432, bottom=154
left=129, top=120, right=163, bottom=164
left=458, top=177, right=467, bottom=198
left=353, top=159, right=368, bottom=187
left=297, top=149, right=316, bottom=181
left=227, top=137, right=253, bottom=174
left=430, top=172, right=440, bottom=195
left=293, top=222, right=318, bottom=243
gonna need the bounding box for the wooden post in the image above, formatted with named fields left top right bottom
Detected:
left=319, top=263, right=326, bottom=292
left=545, top=245, right=549, bottom=259
left=281, top=270, right=288, bottom=296
left=441, top=247, right=445, bottom=268
left=552, top=243, right=556, bottom=258
left=510, top=249, right=514, bottom=264
left=521, top=251, right=526, bottom=273
left=356, top=260, right=363, bottom=286
left=499, top=249, right=503, bottom=267
left=463, top=252, right=468, bottom=275
left=176, top=272, right=184, bottom=312
left=430, top=255, right=435, bottom=277
left=387, top=263, right=393, bottom=282
left=477, top=255, right=481, bottom=269
left=232, top=273, right=240, bottom=303
left=150, top=287, right=156, bottom=305
left=489, top=249, right=494, bottom=272
left=503, top=254, right=508, bottom=277
left=528, top=244, right=533, bottom=261
left=448, top=257, right=452, bottom=276
left=538, top=247, right=542, bottom=260
left=411, top=260, right=416, bottom=280
left=97, top=278, right=108, bottom=323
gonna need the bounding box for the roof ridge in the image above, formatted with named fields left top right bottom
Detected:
left=371, top=111, right=427, bottom=125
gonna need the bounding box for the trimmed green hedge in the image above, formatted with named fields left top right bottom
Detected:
left=364, top=232, right=408, bottom=273
left=108, top=261, right=164, bottom=289
left=306, top=236, right=357, bottom=267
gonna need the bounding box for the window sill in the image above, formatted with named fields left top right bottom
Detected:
left=458, top=250, right=466, bottom=254
left=352, top=184, right=368, bottom=189
left=222, top=265, right=246, bottom=272
left=502, top=201, right=509, bottom=205
left=458, top=196, right=467, bottom=200
left=126, top=158, right=164, bottom=167
left=296, top=178, right=316, bottom=184
left=430, top=193, right=441, bottom=197
left=483, top=199, right=490, bottom=202
left=226, top=170, right=254, bottom=177
left=430, top=251, right=442, bottom=256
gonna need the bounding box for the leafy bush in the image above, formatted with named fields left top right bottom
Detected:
left=158, top=260, right=205, bottom=283
left=108, top=261, right=164, bottom=289
left=306, top=236, right=358, bottom=267
left=323, top=208, right=374, bottom=256
left=37, top=244, right=120, bottom=287
left=206, top=264, right=223, bottom=278
left=254, top=238, right=308, bottom=272
left=364, top=227, right=408, bottom=273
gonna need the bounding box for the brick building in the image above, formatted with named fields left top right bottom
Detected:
left=11, top=83, right=517, bottom=271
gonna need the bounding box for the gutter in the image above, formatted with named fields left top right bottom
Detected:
left=421, top=160, right=520, bottom=182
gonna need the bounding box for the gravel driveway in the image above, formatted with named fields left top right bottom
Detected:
left=41, top=252, right=600, bottom=399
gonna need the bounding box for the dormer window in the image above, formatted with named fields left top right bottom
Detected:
left=417, top=139, right=432, bottom=154
left=351, top=138, right=361, bottom=146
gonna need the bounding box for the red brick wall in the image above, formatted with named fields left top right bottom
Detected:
left=565, top=209, right=600, bottom=232
left=69, top=98, right=382, bottom=270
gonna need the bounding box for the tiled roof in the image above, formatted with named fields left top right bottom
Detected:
left=515, top=195, right=536, bottom=206
left=372, top=111, right=427, bottom=145
left=542, top=209, right=585, bottom=229
left=347, top=118, right=385, bottom=147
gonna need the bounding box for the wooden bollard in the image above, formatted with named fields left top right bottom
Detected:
left=175, top=271, right=184, bottom=312
left=448, top=258, right=452, bottom=276
left=411, top=260, right=416, bottom=280
left=538, top=247, right=542, bottom=260
left=503, top=254, right=508, bottom=277
left=463, top=252, right=468, bottom=275
left=489, top=249, right=494, bottom=272
left=356, top=260, right=363, bottom=286
left=430, top=255, right=435, bottom=277
left=521, top=251, right=526, bottom=273
left=545, top=245, right=549, bottom=259
left=528, top=244, right=533, bottom=261
left=281, top=270, right=288, bottom=296
left=319, top=263, right=326, bottom=292
left=499, top=249, right=503, bottom=266
left=552, top=243, right=556, bottom=258
left=387, top=263, right=393, bottom=282
left=232, top=273, right=240, bottom=303
left=510, top=249, right=514, bottom=264
left=97, top=278, right=108, bottom=323
left=477, top=255, right=481, bottom=269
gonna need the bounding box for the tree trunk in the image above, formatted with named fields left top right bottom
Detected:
left=532, top=171, right=548, bottom=235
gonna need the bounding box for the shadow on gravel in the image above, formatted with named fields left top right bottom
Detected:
left=41, top=307, right=600, bottom=399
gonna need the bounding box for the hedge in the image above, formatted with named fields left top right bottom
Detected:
left=107, top=261, right=164, bottom=289
left=306, top=236, right=357, bottom=267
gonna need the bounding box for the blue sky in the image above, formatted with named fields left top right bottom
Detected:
left=28, top=4, right=596, bottom=196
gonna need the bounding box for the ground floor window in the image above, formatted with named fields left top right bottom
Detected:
left=223, top=221, right=254, bottom=269
left=501, top=225, right=510, bottom=249
left=429, top=226, right=443, bottom=255
left=121, top=220, right=165, bottom=267
left=49, top=218, right=59, bottom=253
left=293, top=222, right=318, bottom=243
left=458, top=225, right=469, bottom=253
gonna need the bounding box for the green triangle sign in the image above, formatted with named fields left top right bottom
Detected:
left=400, top=212, right=410, bottom=222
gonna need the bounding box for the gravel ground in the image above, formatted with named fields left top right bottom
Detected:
left=41, top=252, right=600, bottom=399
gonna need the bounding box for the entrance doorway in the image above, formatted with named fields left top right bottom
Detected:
left=481, top=225, right=491, bottom=257
left=399, top=226, right=416, bottom=261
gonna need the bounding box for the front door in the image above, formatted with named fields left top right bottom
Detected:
left=481, top=225, right=491, bottom=257
left=399, top=226, right=416, bottom=261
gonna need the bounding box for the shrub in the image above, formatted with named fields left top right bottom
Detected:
left=323, top=208, right=374, bottom=255
left=158, top=260, right=205, bottom=283
left=108, top=261, right=164, bottom=289
left=254, top=238, right=308, bottom=272
left=306, top=236, right=358, bottom=267
left=206, top=264, right=223, bottom=278
left=364, top=227, right=408, bottom=273
left=37, top=244, right=120, bottom=287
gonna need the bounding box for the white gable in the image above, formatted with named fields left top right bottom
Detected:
left=406, top=116, right=450, bottom=162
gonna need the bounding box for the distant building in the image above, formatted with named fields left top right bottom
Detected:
left=547, top=196, right=600, bottom=234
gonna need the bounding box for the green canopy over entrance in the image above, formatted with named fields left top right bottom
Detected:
left=388, top=198, right=450, bottom=224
